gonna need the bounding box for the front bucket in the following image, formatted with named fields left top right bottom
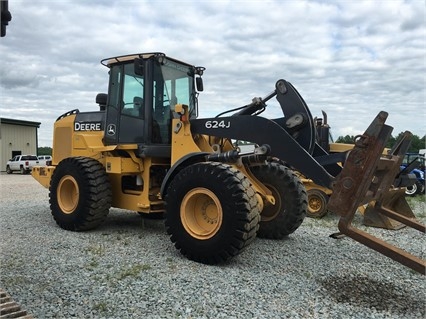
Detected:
left=362, top=188, right=415, bottom=230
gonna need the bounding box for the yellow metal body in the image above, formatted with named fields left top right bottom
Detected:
left=32, top=113, right=165, bottom=214
left=329, top=142, right=354, bottom=153
left=32, top=166, right=55, bottom=188
left=302, top=178, right=333, bottom=195
left=32, top=104, right=273, bottom=215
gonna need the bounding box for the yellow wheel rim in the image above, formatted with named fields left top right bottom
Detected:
left=180, top=188, right=223, bottom=240
left=57, top=175, right=79, bottom=214
left=260, top=184, right=281, bottom=222
left=308, top=195, right=323, bottom=214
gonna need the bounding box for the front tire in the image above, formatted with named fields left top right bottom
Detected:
left=306, top=189, right=329, bottom=218
left=250, top=163, right=307, bottom=239
left=6, top=166, right=12, bottom=174
left=49, top=157, right=112, bottom=231
left=165, top=162, right=260, bottom=264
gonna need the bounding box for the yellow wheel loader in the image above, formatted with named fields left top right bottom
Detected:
left=32, top=52, right=425, bottom=274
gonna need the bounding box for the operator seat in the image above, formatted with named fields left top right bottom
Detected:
left=133, top=96, right=144, bottom=118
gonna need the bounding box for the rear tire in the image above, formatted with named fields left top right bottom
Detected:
left=306, top=189, right=329, bottom=218
left=250, top=163, right=307, bottom=239
left=421, top=182, right=425, bottom=194
left=405, top=182, right=419, bottom=196
left=415, top=181, right=424, bottom=195
left=165, top=162, right=260, bottom=264
left=49, top=157, right=112, bottom=231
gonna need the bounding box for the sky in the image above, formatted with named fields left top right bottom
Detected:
left=0, top=0, right=425, bottom=147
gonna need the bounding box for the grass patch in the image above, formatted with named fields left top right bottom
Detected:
left=166, top=257, right=177, bottom=270
left=85, top=259, right=99, bottom=271
left=2, top=275, right=31, bottom=287
left=92, top=301, right=108, bottom=313
left=116, top=264, right=151, bottom=280
left=85, top=243, right=106, bottom=256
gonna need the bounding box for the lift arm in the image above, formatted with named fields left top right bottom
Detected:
left=190, top=78, right=425, bottom=274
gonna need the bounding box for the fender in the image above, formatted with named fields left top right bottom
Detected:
left=160, top=152, right=209, bottom=197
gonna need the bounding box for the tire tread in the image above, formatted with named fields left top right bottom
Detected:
left=49, top=156, right=112, bottom=231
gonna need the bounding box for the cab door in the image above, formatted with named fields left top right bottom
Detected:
left=104, top=63, right=146, bottom=145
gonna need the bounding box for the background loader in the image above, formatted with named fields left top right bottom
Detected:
left=32, top=52, right=425, bottom=274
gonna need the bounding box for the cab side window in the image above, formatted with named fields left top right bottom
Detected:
left=122, top=64, right=144, bottom=118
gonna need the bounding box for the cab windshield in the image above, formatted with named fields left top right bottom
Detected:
left=157, top=58, right=197, bottom=118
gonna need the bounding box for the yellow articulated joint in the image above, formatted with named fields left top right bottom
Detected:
left=31, top=166, right=55, bottom=188
left=236, top=164, right=275, bottom=206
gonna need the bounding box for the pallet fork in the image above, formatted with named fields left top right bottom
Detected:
left=328, top=112, right=425, bottom=275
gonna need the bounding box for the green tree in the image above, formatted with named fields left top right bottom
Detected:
left=37, top=146, right=52, bottom=155
left=335, top=135, right=355, bottom=144
left=335, top=133, right=425, bottom=153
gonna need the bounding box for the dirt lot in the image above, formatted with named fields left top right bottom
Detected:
left=0, top=173, right=425, bottom=318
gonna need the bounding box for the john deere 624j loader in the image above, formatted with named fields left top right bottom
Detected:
left=32, top=52, right=425, bottom=274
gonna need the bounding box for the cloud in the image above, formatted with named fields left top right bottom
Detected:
left=0, top=0, right=424, bottom=147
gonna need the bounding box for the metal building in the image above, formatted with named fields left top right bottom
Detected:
left=0, top=118, right=41, bottom=172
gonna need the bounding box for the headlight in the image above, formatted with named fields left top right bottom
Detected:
left=419, top=171, right=425, bottom=179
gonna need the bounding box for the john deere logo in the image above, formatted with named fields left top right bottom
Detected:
left=74, top=122, right=102, bottom=131
left=107, top=124, right=116, bottom=136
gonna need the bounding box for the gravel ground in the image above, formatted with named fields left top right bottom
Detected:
left=0, top=173, right=425, bottom=319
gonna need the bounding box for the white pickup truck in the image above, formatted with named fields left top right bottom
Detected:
left=37, top=155, right=52, bottom=166
left=6, top=155, right=39, bottom=174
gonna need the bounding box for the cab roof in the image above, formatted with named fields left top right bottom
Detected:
left=100, top=52, right=195, bottom=68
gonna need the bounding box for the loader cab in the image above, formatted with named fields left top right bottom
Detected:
left=102, top=53, right=202, bottom=153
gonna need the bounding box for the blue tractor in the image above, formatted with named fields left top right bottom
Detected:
left=401, top=153, right=425, bottom=196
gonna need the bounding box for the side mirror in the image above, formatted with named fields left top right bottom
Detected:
left=196, top=77, right=203, bottom=92
left=96, top=93, right=107, bottom=104
left=134, top=58, right=144, bottom=76
left=96, top=93, right=108, bottom=111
